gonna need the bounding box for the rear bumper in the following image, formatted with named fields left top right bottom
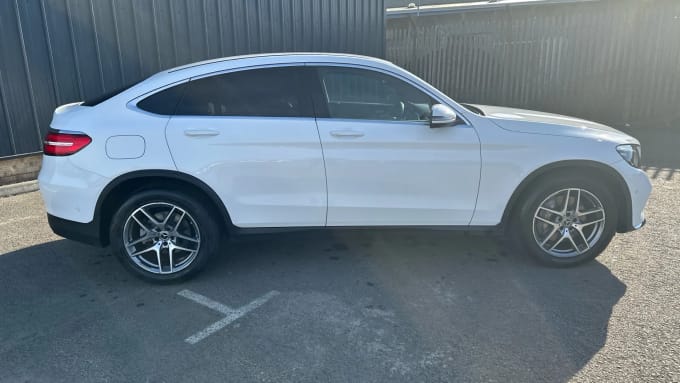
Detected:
left=38, top=155, right=109, bottom=224
left=47, top=214, right=103, bottom=247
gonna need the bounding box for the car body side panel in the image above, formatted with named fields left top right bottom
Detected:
left=317, top=119, right=481, bottom=226
left=38, top=104, right=178, bottom=223
left=164, top=116, right=327, bottom=228
left=467, top=116, right=642, bottom=227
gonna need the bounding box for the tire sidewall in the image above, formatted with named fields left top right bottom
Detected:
left=515, top=176, right=618, bottom=267
left=109, top=189, right=219, bottom=282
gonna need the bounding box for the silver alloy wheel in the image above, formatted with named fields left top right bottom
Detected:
left=122, top=202, right=201, bottom=274
left=532, top=188, right=606, bottom=258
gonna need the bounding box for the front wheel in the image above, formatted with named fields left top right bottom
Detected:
left=109, top=189, right=219, bottom=282
left=512, top=176, right=618, bottom=267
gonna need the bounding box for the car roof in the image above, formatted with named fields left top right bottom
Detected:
left=165, top=52, right=392, bottom=74
left=95, top=52, right=470, bottom=122
left=122, top=52, right=399, bottom=100
left=104, top=52, right=468, bottom=116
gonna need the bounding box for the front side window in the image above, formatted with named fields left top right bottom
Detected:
left=175, top=66, right=313, bottom=118
left=317, top=67, right=434, bottom=121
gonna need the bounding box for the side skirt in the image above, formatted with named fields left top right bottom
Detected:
left=230, top=225, right=502, bottom=236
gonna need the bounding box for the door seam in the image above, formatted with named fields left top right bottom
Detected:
left=313, top=117, right=330, bottom=227
left=467, top=124, right=483, bottom=226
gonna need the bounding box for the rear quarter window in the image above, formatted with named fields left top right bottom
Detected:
left=136, top=83, right=188, bottom=115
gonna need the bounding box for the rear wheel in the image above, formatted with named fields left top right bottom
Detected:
left=513, top=176, right=618, bottom=266
left=110, top=189, right=219, bottom=282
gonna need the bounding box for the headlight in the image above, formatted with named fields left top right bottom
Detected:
left=616, top=144, right=641, bottom=168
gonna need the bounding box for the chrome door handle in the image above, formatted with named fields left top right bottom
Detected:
left=184, top=129, right=220, bottom=137
left=330, top=130, right=364, bottom=138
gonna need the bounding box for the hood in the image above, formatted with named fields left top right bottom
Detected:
left=470, top=104, right=639, bottom=144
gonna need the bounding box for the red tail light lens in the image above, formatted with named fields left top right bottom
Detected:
left=43, top=131, right=92, bottom=156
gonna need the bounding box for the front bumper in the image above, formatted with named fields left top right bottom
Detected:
left=612, top=160, right=652, bottom=232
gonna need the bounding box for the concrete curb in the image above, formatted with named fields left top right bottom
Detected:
left=0, top=180, right=39, bottom=198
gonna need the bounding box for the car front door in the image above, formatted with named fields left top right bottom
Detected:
left=311, top=66, right=481, bottom=226
left=164, top=66, right=327, bottom=228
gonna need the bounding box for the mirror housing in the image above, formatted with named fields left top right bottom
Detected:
left=430, top=104, right=458, bottom=128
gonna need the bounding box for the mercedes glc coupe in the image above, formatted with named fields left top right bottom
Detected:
left=39, top=53, right=652, bottom=281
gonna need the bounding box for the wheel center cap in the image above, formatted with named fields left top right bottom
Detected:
left=160, top=232, right=170, bottom=240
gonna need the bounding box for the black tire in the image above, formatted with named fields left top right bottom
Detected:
left=511, top=175, right=618, bottom=267
left=109, top=189, right=220, bottom=282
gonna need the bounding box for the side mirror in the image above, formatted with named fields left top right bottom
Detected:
left=430, top=104, right=458, bottom=128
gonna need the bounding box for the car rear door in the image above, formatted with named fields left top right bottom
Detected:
left=164, top=66, right=327, bottom=228
left=311, top=66, right=481, bottom=226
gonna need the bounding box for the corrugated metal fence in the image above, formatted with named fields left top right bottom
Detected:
left=387, top=0, right=680, bottom=128
left=0, top=0, right=385, bottom=158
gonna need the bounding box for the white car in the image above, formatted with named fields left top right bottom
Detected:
left=39, top=53, right=651, bottom=281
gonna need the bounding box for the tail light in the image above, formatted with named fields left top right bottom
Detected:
left=43, top=131, right=92, bottom=156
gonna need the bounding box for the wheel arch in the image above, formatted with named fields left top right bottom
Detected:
left=95, top=170, right=234, bottom=246
left=500, top=160, right=632, bottom=233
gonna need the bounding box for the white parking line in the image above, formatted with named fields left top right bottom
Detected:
left=177, top=289, right=279, bottom=345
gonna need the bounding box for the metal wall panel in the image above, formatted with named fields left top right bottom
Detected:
left=0, top=0, right=385, bottom=157
left=387, top=0, right=680, bottom=128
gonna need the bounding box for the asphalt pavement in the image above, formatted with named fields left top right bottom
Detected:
left=0, top=166, right=678, bottom=382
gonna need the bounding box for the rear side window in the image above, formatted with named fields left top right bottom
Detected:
left=175, top=67, right=313, bottom=118
left=137, top=83, right=187, bottom=115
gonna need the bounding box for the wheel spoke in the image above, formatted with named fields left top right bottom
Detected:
left=172, top=211, right=186, bottom=232
left=539, top=206, right=563, bottom=217
left=540, top=226, right=559, bottom=247
left=127, top=234, right=151, bottom=247
left=580, top=217, right=605, bottom=227
left=579, top=207, right=605, bottom=227
left=579, top=208, right=604, bottom=219
left=155, top=246, right=163, bottom=273
left=573, top=225, right=591, bottom=251
left=562, top=189, right=571, bottom=213
left=535, top=215, right=559, bottom=227
left=130, top=243, right=160, bottom=257
left=174, top=232, right=199, bottom=243
left=132, top=215, right=151, bottom=233
left=170, top=243, right=198, bottom=253
left=139, top=208, right=161, bottom=227
left=168, top=245, right=174, bottom=274
left=575, top=189, right=581, bottom=213
left=162, top=207, right=176, bottom=226
left=549, top=231, right=568, bottom=251
left=566, top=231, right=583, bottom=254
